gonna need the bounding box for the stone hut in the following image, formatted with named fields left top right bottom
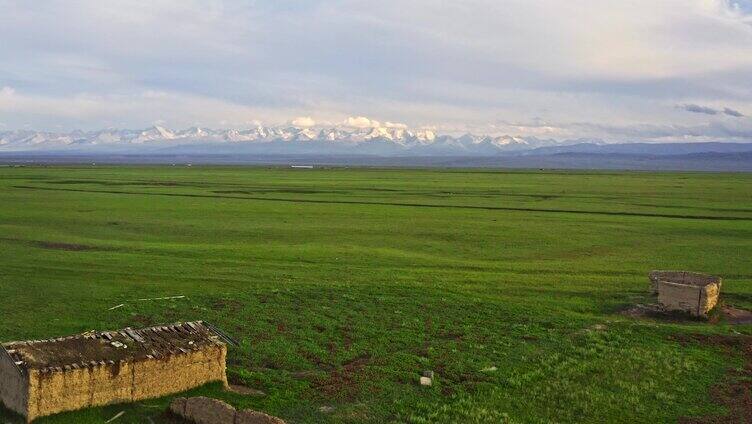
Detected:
left=0, top=321, right=230, bottom=422
left=649, top=270, right=722, bottom=317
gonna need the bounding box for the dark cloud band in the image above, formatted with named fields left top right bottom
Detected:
left=680, top=104, right=718, bottom=115
left=679, top=104, right=744, bottom=117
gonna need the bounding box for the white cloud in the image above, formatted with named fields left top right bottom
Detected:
left=384, top=121, right=407, bottom=129
left=291, top=116, right=316, bottom=127
left=1, top=1, right=752, bottom=139
left=0, top=87, right=295, bottom=130
left=343, top=116, right=380, bottom=128
left=0, top=87, right=15, bottom=97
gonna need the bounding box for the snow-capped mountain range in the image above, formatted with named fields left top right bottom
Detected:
left=0, top=125, right=584, bottom=156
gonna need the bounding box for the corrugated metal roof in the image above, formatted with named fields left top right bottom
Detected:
left=2, top=321, right=227, bottom=373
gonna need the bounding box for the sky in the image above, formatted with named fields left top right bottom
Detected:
left=1, top=0, right=752, bottom=142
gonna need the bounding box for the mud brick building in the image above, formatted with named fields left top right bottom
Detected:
left=0, top=321, right=229, bottom=422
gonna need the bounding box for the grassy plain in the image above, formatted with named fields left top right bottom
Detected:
left=0, top=166, right=751, bottom=423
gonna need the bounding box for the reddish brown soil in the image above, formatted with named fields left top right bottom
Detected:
left=721, top=307, right=752, bottom=325
left=622, top=303, right=752, bottom=325
left=621, top=303, right=704, bottom=323
left=130, top=314, right=154, bottom=327
left=311, top=354, right=373, bottom=402
left=211, top=299, right=243, bottom=314
left=675, top=334, right=752, bottom=423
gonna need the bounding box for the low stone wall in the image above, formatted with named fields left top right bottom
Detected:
left=649, top=270, right=722, bottom=318
left=170, top=396, right=286, bottom=424
left=657, top=280, right=721, bottom=317
left=649, top=270, right=720, bottom=294
left=25, top=344, right=227, bottom=421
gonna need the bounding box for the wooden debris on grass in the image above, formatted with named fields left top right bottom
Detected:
left=107, top=295, right=185, bottom=311
left=137, top=295, right=186, bottom=301
left=105, top=411, right=125, bottom=423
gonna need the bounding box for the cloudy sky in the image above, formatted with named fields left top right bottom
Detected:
left=1, top=0, right=752, bottom=141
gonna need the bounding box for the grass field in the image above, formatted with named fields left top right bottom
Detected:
left=1, top=166, right=751, bottom=423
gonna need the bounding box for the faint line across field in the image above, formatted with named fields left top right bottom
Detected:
left=11, top=185, right=752, bottom=221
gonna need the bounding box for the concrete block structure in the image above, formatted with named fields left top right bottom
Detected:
left=649, top=270, right=722, bottom=317
left=0, top=321, right=229, bottom=422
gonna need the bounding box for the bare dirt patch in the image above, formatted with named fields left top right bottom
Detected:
left=675, top=334, right=752, bottom=424
left=437, top=330, right=464, bottom=341
left=720, top=306, right=752, bottom=325
left=621, top=303, right=702, bottom=323
left=621, top=303, right=752, bottom=325
left=339, top=324, right=354, bottom=351
left=291, top=370, right=328, bottom=380
left=311, top=354, right=373, bottom=402
left=130, top=314, right=154, bottom=327
left=35, top=241, right=98, bottom=251
left=211, top=299, right=243, bottom=314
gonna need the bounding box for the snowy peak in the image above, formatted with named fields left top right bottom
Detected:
left=177, top=127, right=210, bottom=138
left=0, top=125, right=595, bottom=155
left=142, top=126, right=175, bottom=140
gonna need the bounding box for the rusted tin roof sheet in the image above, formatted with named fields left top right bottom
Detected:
left=2, top=321, right=226, bottom=373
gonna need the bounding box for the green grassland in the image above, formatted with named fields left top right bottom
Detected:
left=1, top=166, right=751, bottom=423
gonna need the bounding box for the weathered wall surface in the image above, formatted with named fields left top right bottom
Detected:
left=658, top=281, right=701, bottom=315
left=27, top=361, right=134, bottom=421
left=649, top=270, right=721, bottom=295
left=131, top=344, right=227, bottom=401
left=25, top=344, right=226, bottom=422
left=698, top=282, right=721, bottom=316
left=658, top=281, right=720, bottom=317
left=0, top=350, right=27, bottom=418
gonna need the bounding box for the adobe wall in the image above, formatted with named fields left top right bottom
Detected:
left=650, top=271, right=721, bottom=294
left=658, top=280, right=720, bottom=317
left=698, top=281, right=721, bottom=316
left=131, top=343, right=227, bottom=400
left=0, top=350, right=27, bottom=418
left=25, top=344, right=227, bottom=422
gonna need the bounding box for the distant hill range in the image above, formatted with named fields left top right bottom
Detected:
left=523, top=142, right=752, bottom=156
left=0, top=125, right=574, bottom=155
left=1, top=126, right=751, bottom=171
